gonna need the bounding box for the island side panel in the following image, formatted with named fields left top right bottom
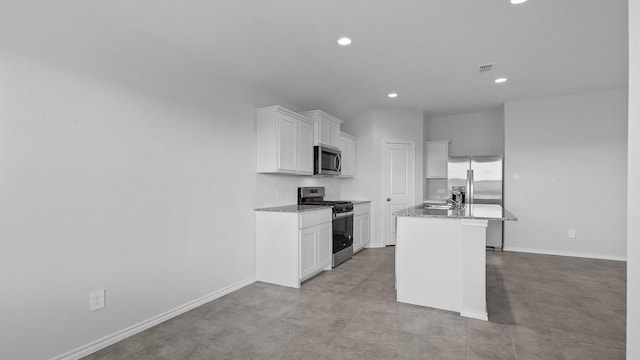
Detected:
left=396, top=216, right=462, bottom=313
left=460, top=219, right=489, bottom=321
left=256, top=212, right=300, bottom=288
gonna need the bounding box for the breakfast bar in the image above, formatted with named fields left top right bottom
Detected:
left=394, top=204, right=517, bottom=320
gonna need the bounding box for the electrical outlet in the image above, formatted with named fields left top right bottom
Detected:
left=437, top=189, right=446, bottom=194
left=89, top=289, right=105, bottom=311
left=568, top=229, right=576, bottom=239
left=275, top=190, right=283, bottom=199
left=513, top=173, right=520, bottom=181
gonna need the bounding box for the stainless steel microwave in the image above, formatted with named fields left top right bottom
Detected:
left=314, top=145, right=341, bottom=176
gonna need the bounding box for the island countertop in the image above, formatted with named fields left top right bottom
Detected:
left=394, top=204, right=517, bottom=221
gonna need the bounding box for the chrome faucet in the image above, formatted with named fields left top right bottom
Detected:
left=446, top=197, right=463, bottom=210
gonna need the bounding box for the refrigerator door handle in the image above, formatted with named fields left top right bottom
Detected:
left=466, top=169, right=474, bottom=206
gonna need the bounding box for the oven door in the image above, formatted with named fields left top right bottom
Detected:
left=315, top=145, right=342, bottom=176
left=332, top=211, right=353, bottom=253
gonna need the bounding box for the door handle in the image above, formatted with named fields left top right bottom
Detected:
left=386, top=197, right=391, bottom=202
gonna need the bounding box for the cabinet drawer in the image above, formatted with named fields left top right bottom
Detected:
left=318, top=209, right=332, bottom=224
left=300, top=212, right=318, bottom=228
left=354, top=203, right=371, bottom=215
left=300, top=209, right=332, bottom=228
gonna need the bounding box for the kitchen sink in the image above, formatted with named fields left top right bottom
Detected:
left=419, top=204, right=456, bottom=210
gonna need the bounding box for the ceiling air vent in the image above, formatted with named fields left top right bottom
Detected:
left=478, top=64, right=495, bottom=73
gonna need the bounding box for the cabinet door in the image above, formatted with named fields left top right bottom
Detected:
left=353, top=214, right=363, bottom=252
left=337, top=136, right=348, bottom=176
left=330, top=121, right=341, bottom=148
left=317, top=222, right=332, bottom=269
left=278, top=115, right=298, bottom=171
left=347, top=139, right=356, bottom=176
left=319, top=116, right=332, bottom=146
left=297, top=121, right=314, bottom=174
left=362, top=213, right=370, bottom=248
left=300, top=227, right=318, bottom=280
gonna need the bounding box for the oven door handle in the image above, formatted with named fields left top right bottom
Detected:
left=333, top=211, right=354, bottom=219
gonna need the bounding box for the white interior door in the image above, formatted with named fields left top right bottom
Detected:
left=384, top=141, right=415, bottom=246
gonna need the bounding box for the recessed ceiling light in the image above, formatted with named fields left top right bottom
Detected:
left=337, top=37, right=352, bottom=46
left=495, top=77, right=508, bottom=84
left=510, top=0, right=527, bottom=4
left=388, top=93, right=398, bottom=98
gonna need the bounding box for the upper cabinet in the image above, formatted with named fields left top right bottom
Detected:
left=338, top=132, right=356, bottom=178
left=256, top=106, right=314, bottom=175
left=426, top=140, right=450, bottom=179
left=300, top=110, right=343, bottom=149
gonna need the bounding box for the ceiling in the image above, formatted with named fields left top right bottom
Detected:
left=0, top=0, right=628, bottom=118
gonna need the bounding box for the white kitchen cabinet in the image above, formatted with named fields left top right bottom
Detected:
left=256, top=106, right=315, bottom=175
left=300, top=110, right=343, bottom=148
left=278, top=114, right=297, bottom=171
left=297, top=120, right=314, bottom=174
left=426, top=140, right=451, bottom=179
left=330, top=121, right=341, bottom=148
left=300, top=226, right=319, bottom=280
left=338, top=132, right=356, bottom=178
left=256, top=208, right=333, bottom=288
left=353, top=203, right=371, bottom=253
left=317, top=222, right=332, bottom=270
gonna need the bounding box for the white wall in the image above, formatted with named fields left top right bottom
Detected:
left=424, top=110, right=504, bottom=199
left=425, top=109, right=505, bottom=156
left=504, top=89, right=628, bottom=260
left=342, top=107, right=424, bottom=247
left=0, top=50, right=264, bottom=360
left=627, top=0, right=639, bottom=358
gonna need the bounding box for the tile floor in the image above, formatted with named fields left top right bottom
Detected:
left=83, top=247, right=626, bottom=360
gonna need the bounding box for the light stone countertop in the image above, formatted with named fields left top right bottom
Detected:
left=254, top=204, right=332, bottom=213
left=394, top=204, right=517, bottom=221
left=255, top=200, right=371, bottom=213
left=345, top=200, right=371, bottom=204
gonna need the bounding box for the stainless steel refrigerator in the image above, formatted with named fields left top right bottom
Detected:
left=448, top=155, right=504, bottom=250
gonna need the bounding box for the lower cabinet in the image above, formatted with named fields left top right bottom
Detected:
left=257, top=208, right=333, bottom=288
left=300, top=221, right=332, bottom=281
left=353, top=203, right=371, bottom=253
left=317, top=222, right=333, bottom=270
left=299, top=226, right=319, bottom=280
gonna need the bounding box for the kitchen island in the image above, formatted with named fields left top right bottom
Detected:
left=394, top=204, right=516, bottom=321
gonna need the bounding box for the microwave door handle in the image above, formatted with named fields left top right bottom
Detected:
left=335, top=154, right=341, bottom=172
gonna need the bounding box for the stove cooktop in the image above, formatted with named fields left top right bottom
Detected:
left=297, top=187, right=354, bottom=213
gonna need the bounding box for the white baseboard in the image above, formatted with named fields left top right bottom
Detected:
left=460, top=311, right=489, bottom=321
left=366, top=242, right=386, bottom=248
left=503, top=247, right=627, bottom=262
left=51, top=276, right=256, bottom=360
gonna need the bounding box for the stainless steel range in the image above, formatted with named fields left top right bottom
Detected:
left=298, top=187, right=353, bottom=267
